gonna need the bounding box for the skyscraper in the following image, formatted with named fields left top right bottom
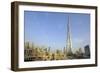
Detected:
left=66, top=16, right=73, bottom=56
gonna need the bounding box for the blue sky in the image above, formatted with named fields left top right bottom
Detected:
left=24, top=11, right=90, bottom=51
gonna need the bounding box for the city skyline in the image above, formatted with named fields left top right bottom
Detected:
left=24, top=11, right=90, bottom=52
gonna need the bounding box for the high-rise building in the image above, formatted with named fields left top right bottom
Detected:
left=66, top=16, right=73, bottom=56
left=84, top=45, right=90, bottom=58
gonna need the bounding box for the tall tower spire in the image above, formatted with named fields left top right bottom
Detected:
left=66, top=16, right=72, bottom=56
